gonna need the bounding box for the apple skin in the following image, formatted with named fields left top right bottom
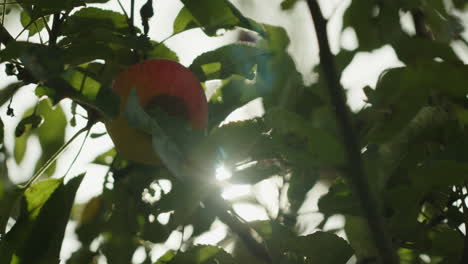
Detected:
left=105, top=59, right=208, bottom=165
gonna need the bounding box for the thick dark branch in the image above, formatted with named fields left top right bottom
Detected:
left=0, top=24, right=14, bottom=45
left=48, top=13, right=61, bottom=46
left=306, top=1, right=398, bottom=264
left=411, top=9, right=434, bottom=40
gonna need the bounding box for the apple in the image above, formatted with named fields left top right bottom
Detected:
left=104, top=59, right=208, bottom=165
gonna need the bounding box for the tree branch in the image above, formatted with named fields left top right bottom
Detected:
left=306, top=1, right=398, bottom=264
left=0, top=24, right=14, bottom=45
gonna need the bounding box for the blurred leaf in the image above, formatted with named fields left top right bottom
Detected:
left=190, top=43, right=269, bottom=82
left=13, top=99, right=66, bottom=177
left=62, top=7, right=132, bottom=35
left=15, top=114, right=43, bottom=137
left=76, top=196, right=105, bottom=245
left=281, top=0, right=298, bottom=10
left=154, top=250, right=175, bottom=263
left=173, top=7, right=198, bottom=34
left=176, top=0, right=264, bottom=36
left=0, top=82, right=24, bottom=107
left=208, top=76, right=260, bottom=128
left=0, top=42, right=64, bottom=81
left=411, top=160, right=468, bottom=193
left=62, top=68, right=101, bottom=99
left=428, top=226, right=463, bottom=261
left=230, top=162, right=281, bottom=185
left=265, top=107, right=345, bottom=166
left=255, top=25, right=304, bottom=111
left=287, top=168, right=319, bottom=212
left=345, top=215, right=378, bottom=261
left=318, top=180, right=362, bottom=217
left=253, top=221, right=353, bottom=263
left=140, top=220, right=169, bottom=244
left=92, top=148, right=116, bottom=166
left=147, top=41, right=179, bottom=61
left=0, top=158, right=22, bottom=235
left=171, top=245, right=236, bottom=264
left=66, top=247, right=98, bottom=264
left=366, top=62, right=468, bottom=142
left=421, top=4, right=463, bottom=43
left=0, top=175, right=84, bottom=264
left=394, top=36, right=461, bottom=64
left=343, top=0, right=402, bottom=51
left=20, top=11, right=49, bottom=37
left=211, top=119, right=265, bottom=164
left=291, top=232, right=353, bottom=264
left=34, top=99, right=67, bottom=177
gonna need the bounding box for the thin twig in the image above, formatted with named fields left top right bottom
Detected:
left=116, top=0, right=129, bottom=19
left=306, top=1, right=398, bottom=263
left=64, top=124, right=93, bottom=177
left=41, top=16, right=52, bottom=36
left=20, top=125, right=90, bottom=189
left=48, top=13, right=60, bottom=46
left=1, top=0, right=6, bottom=28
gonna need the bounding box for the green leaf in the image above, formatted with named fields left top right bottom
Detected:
left=0, top=82, right=24, bottom=107
left=24, top=179, right=62, bottom=219
left=318, top=180, right=362, bottom=217
left=291, top=232, right=354, bottom=264
left=208, top=76, right=260, bottom=128
left=366, top=62, right=468, bottom=142
left=62, top=7, right=132, bottom=35
left=34, top=99, right=67, bottom=177
left=394, top=36, right=460, bottom=64
left=0, top=159, right=21, bottom=235
left=176, top=0, right=264, bottom=36
left=287, top=169, right=319, bottom=212
left=265, top=107, right=345, bottom=166
left=230, top=162, right=281, bottom=185
left=343, top=0, right=403, bottom=51
left=173, top=7, right=199, bottom=34
left=0, top=175, right=84, bottom=264
left=411, top=160, right=468, bottom=193
left=13, top=99, right=66, bottom=177
left=0, top=42, right=64, bottom=81
left=253, top=221, right=353, bottom=263
left=171, top=245, right=236, bottom=264
left=190, top=43, right=268, bottom=82
left=428, top=226, right=464, bottom=261
left=14, top=107, right=36, bottom=164
left=14, top=114, right=43, bottom=137
left=92, top=148, right=117, bottom=166
left=281, top=0, right=298, bottom=10
left=345, top=215, right=378, bottom=261
left=62, top=68, right=101, bottom=99
left=255, top=25, right=305, bottom=110
left=154, top=250, right=175, bottom=264
left=211, top=119, right=265, bottom=164
left=20, top=10, right=49, bottom=37
left=147, top=41, right=179, bottom=61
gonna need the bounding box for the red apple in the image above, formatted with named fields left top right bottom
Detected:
left=105, top=59, right=208, bottom=165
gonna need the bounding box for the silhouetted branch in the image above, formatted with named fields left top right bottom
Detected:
left=306, top=1, right=398, bottom=264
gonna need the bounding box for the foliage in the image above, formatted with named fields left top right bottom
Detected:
left=0, top=0, right=467, bottom=264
